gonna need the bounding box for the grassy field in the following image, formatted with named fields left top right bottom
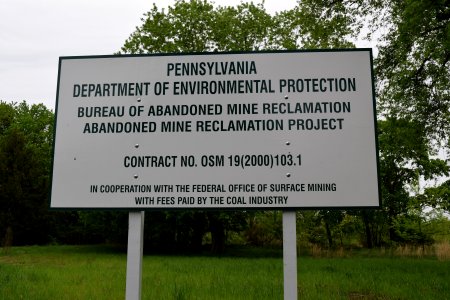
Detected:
left=0, top=245, right=449, bottom=299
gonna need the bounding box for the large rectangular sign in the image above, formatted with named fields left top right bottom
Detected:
left=51, top=50, right=380, bottom=209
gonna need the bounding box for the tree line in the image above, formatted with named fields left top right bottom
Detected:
left=1, top=0, right=449, bottom=252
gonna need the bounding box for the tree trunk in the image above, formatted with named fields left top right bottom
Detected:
left=324, top=221, right=333, bottom=248
left=362, top=212, right=373, bottom=249
left=208, top=213, right=225, bottom=254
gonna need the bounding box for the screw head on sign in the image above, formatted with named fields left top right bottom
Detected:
left=137, top=98, right=141, bottom=102
left=286, top=173, right=291, bottom=178
left=284, top=95, right=289, bottom=100
left=135, top=144, right=139, bottom=148
left=134, top=174, right=139, bottom=179
left=286, top=141, right=291, bottom=146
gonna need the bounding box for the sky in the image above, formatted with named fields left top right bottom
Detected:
left=0, top=0, right=302, bottom=110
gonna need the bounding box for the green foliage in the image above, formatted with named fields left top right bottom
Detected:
left=120, top=0, right=279, bottom=53
left=420, top=180, right=450, bottom=211
left=244, top=211, right=283, bottom=247
left=301, top=0, right=450, bottom=234
left=427, top=213, right=450, bottom=241
left=119, top=0, right=356, bottom=54
left=377, top=117, right=449, bottom=243
left=284, top=0, right=356, bottom=49
left=144, top=211, right=208, bottom=253
left=0, top=101, right=54, bottom=245
left=316, top=0, right=450, bottom=141
left=212, top=2, right=274, bottom=51
left=392, top=213, right=435, bottom=245
left=376, top=0, right=450, bottom=140
left=121, top=0, right=216, bottom=53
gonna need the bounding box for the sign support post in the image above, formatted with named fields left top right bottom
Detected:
left=283, top=210, right=297, bottom=300
left=126, top=211, right=145, bottom=300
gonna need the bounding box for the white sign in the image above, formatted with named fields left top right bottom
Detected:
left=51, top=50, right=380, bottom=209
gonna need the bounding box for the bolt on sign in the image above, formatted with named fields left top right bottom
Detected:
left=50, top=50, right=380, bottom=210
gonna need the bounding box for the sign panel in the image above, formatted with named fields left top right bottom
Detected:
left=51, top=50, right=380, bottom=209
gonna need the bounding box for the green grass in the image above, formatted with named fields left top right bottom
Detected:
left=0, top=245, right=449, bottom=299
left=298, top=257, right=450, bottom=299
left=0, top=245, right=126, bottom=299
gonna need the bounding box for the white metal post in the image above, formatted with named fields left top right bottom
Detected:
left=126, top=211, right=145, bottom=300
left=283, top=210, right=298, bottom=300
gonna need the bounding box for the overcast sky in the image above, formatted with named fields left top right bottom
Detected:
left=3, top=0, right=369, bottom=110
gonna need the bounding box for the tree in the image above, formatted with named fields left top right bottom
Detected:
left=244, top=211, right=283, bottom=247
left=304, top=0, right=450, bottom=141
left=319, top=210, right=345, bottom=248
left=277, top=0, right=356, bottom=49
left=119, top=0, right=357, bottom=54
left=119, top=0, right=290, bottom=54
left=375, top=0, right=450, bottom=141
left=419, top=180, right=450, bottom=212
left=302, top=0, right=449, bottom=246
left=0, top=101, right=54, bottom=245
left=377, top=117, right=448, bottom=243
